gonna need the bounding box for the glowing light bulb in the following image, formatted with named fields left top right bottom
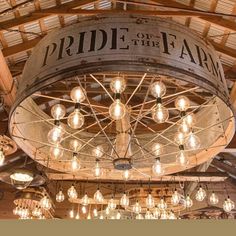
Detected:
left=81, top=205, right=87, bottom=214
left=0, top=149, right=5, bottom=166
left=105, top=206, right=110, bottom=215
left=152, top=142, right=164, bottom=156
left=152, top=158, right=164, bottom=176
left=132, top=201, right=142, bottom=214
left=146, top=193, right=155, bottom=209
left=93, top=160, right=102, bottom=178
left=67, top=109, right=84, bottom=129
left=223, top=197, right=235, bottom=213
left=69, top=209, right=74, bottom=219
left=75, top=213, right=80, bottom=219
left=150, top=81, right=166, bottom=98
left=183, top=114, right=196, bottom=127
left=108, top=197, right=117, bottom=210
left=122, top=170, right=130, bottom=181
left=153, top=207, right=160, bottom=219
left=87, top=213, right=91, bottom=219
left=184, top=195, right=193, bottom=208
left=176, top=150, right=189, bottom=166
left=13, top=206, right=19, bottom=215
left=99, top=214, right=104, bottom=219
left=145, top=209, right=153, bottom=219
left=50, top=144, right=64, bottom=159
left=93, top=208, right=98, bottom=217
left=174, top=132, right=186, bottom=145
left=152, top=103, right=169, bottom=123
left=94, top=189, right=104, bottom=203
left=120, top=193, right=129, bottom=208
left=110, top=76, right=126, bottom=94
left=92, top=145, right=104, bottom=158
left=209, top=192, right=219, bottom=205
left=71, top=154, right=80, bottom=172
left=32, top=206, right=42, bottom=217
left=175, top=96, right=190, bottom=111
left=109, top=99, right=126, bottom=120
left=186, top=132, right=201, bottom=150
left=168, top=211, right=177, bottom=220
left=195, top=186, right=206, bottom=202
left=171, top=190, right=181, bottom=206
left=51, top=104, right=66, bottom=120
left=136, top=214, right=144, bottom=219
left=40, top=195, right=52, bottom=210
left=158, top=198, right=167, bottom=210
left=47, top=125, right=64, bottom=144
left=70, top=86, right=86, bottom=103
left=116, top=211, right=121, bottom=219
left=81, top=193, right=90, bottom=206
left=56, top=190, right=65, bottom=203
left=178, top=120, right=191, bottom=134
left=69, top=139, right=82, bottom=152
left=160, top=210, right=168, bottom=220
left=67, top=185, right=78, bottom=200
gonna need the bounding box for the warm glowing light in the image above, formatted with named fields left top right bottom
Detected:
left=184, top=195, right=193, bottom=208
left=105, top=206, right=110, bottom=215
left=93, top=208, right=98, bottom=217
left=120, top=193, right=129, bottom=208
left=75, top=213, right=80, bottom=219
left=81, top=193, right=90, bottom=206
left=116, top=211, right=121, bottom=219
left=175, top=96, right=190, bottom=111
left=174, top=132, right=186, bottom=145
left=176, top=150, right=189, bottom=166
left=69, top=209, right=74, bottom=219
left=71, top=154, right=80, bottom=171
left=122, top=169, right=130, bottom=181
left=195, top=186, right=206, bottom=202
left=92, top=145, right=104, bottom=158
left=56, top=190, right=65, bottom=203
left=110, top=76, right=126, bottom=94
left=132, top=201, right=142, bottom=214
left=223, top=197, right=235, bottom=213
left=47, top=125, right=64, bottom=144
left=67, top=109, right=84, bottom=129
left=168, top=211, right=177, bottom=220
left=152, top=158, right=164, bottom=176
left=153, top=207, right=160, bottom=219
left=152, top=103, right=169, bottom=123
left=109, top=99, right=126, bottom=120
left=158, top=198, right=167, bottom=210
left=160, top=210, right=168, bottom=220
left=40, top=195, right=52, bottom=210
left=51, top=104, right=66, bottom=120
left=136, top=214, right=144, bottom=219
left=152, top=142, right=164, bottom=156
left=146, top=193, right=155, bottom=209
left=150, top=81, right=166, bottom=98
left=69, top=139, right=82, bottom=152
left=171, top=190, right=181, bottom=206
left=108, top=197, right=117, bottom=210
left=186, top=132, right=201, bottom=150
left=94, top=189, right=104, bottom=203
left=0, top=149, right=4, bottom=166
left=81, top=205, right=87, bottom=214
left=10, top=170, right=33, bottom=183
left=209, top=192, right=219, bottom=205
left=50, top=144, right=64, bottom=159
left=93, top=160, right=102, bottom=178
left=70, top=86, right=86, bottom=103
left=67, top=185, right=78, bottom=199
left=145, top=209, right=153, bottom=219
left=32, top=206, right=42, bottom=217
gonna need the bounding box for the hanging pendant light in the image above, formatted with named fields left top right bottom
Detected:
left=108, top=196, right=117, bottom=210
left=67, top=184, right=78, bottom=200
left=56, top=189, right=65, bottom=203
left=158, top=198, right=167, bottom=210
left=195, top=186, right=206, bottom=202
left=171, top=189, right=181, bottom=206
left=94, top=188, right=104, bottom=203
left=120, top=192, right=129, bottom=208
left=209, top=191, right=219, bottom=205
left=132, top=201, right=142, bottom=214
left=184, top=194, right=193, bottom=208
left=81, top=193, right=90, bottom=206
left=146, top=193, right=155, bottom=209
left=223, top=196, right=235, bottom=213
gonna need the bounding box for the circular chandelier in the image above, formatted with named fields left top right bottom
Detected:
left=9, top=14, right=234, bottom=181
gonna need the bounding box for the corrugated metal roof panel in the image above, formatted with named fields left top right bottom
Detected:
left=171, top=16, right=187, bottom=25
left=98, top=0, right=111, bottom=9
left=189, top=18, right=206, bottom=34
left=64, top=15, right=78, bottom=26
left=39, top=0, right=57, bottom=10
left=24, top=21, right=42, bottom=40
left=12, top=51, right=29, bottom=64
left=174, top=0, right=191, bottom=6
left=18, top=2, right=35, bottom=16
left=81, top=2, right=95, bottom=10
left=208, top=24, right=225, bottom=43
left=215, top=0, right=235, bottom=14
left=0, top=12, right=15, bottom=23
left=225, top=33, right=236, bottom=48
left=0, top=0, right=10, bottom=12
left=219, top=53, right=236, bottom=66
left=2, top=28, right=23, bottom=47
left=43, top=15, right=61, bottom=31
left=194, top=0, right=212, bottom=11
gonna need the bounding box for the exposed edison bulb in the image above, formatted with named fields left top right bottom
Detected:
left=92, top=145, right=104, bottom=158
left=81, top=193, right=90, bottom=206
left=176, top=150, right=189, bottom=166
left=171, top=190, right=181, bottom=206
left=94, top=189, right=104, bottom=203
left=152, top=103, right=169, bottom=123
left=152, top=142, right=164, bottom=156
left=67, top=109, right=84, bottom=129
left=51, top=104, right=66, bottom=120
left=150, top=81, right=166, bottom=98
left=120, top=192, right=129, bottom=208
left=158, top=198, right=167, bottom=210
left=109, top=99, right=126, bottom=120
left=13, top=206, right=19, bottom=216
left=70, top=86, right=86, bottom=103
left=0, top=149, right=5, bottom=166
left=50, top=144, right=64, bottom=159
left=56, top=190, right=65, bottom=203
left=152, top=158, right=164, bottom=176
left=47, top=125, right=64, bottom=144
left=223, top=197, right=235, bottom=213
left=67, top=185, right=78, bottom=199
left=175, top=96, right=190, bottom=111
left=122, top=169, right=130, bottom=181
left=40, top=195, right=52, bottom=210
left=116, top=211, right=121, bottom=219
left=87, top=213, right=91, bottom=219
left=136, top=214, right=144, bottom=219
left=195, top=186, right=206, bottom=202
left=168, top=211, right=177, bottom=220
left=178, top=120, right=191, bottom=134
left=99, top=214, right=104, bottom=220
left=132, top=201, right=142, bottom=214
left=32, top=206, right=42, bottom=217
left=108, top=197, right=117, bottom=210
left=209, top=192, right=219, bottom=205
left=71, top=154, right=80, bottom=172
left=81, top=205, right=87, bottom=214
left=174, top=132, right=186, bottom=145
left=105, top=206, right=110, bottom=215
left=160, top=210, right=168, bottom=220
left=93, top=208, right=98, bottom=217
left=75, top=213, right=80, bottom=219
left=110, top=76, right=126, bottom=94
left=183, top=113, right=196, bottom=127
left=93, top=160, right=102, bottom=178
left=186, top=132, right=201, bottom=150
left=69, top=139, right=82, bottom=152
left=153, top=207, right=160, bottom=219
left=145, top=209, right=153, bottom=219
left=146, top=193, right=155, bottom=209
left=69, top=209, right=74, bottom=219
left=184, top=195, right=193, bottom=208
